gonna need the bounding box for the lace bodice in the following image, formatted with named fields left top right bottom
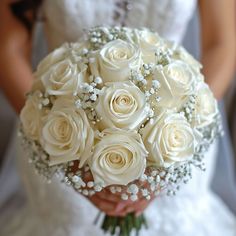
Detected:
left=42, top=0, right=197, bottom=49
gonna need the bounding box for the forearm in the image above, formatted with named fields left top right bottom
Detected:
left=201, top=44, right=236, bottom=100
left=198, top=0, right=236, bottom=100
left=0, top=52, right=33, bottom=113
left=0, top=0, right=36, bottom=114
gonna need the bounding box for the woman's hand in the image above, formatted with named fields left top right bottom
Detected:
left=88, top=186, right=153, bottom=217
left=82, top=171, right=153, bottom=217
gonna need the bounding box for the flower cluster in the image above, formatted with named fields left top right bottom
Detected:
left=20, top=27, right=221, bottom=203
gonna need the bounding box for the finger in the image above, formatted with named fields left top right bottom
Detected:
left=95, top=190, right=122, bottom=203
left=125, top=206, right=136, bottom=214
left=106, top=210, right=127, bottom=217
left=114, top=202, right=127, bottom=213
left=89, top=195, right=116, bottom=213
left=122, top=198, right=149, bottom=216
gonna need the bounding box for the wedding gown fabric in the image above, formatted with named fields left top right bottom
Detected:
left=1, top=0, right=236, bottom=235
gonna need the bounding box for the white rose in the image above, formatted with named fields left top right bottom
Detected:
left=96, top=81, right=148, bottom=130
left=143, top=112, right=199, bottom=167
left=173, top=45, right=202, bottom=71
left=41, top=98, right=94, bottom=167
left=134, top=29, right=162, bottom=63
left=35, top=45, right=69, bottom=78
left=20, top=91, right=45, bottom=141
left=89, top=129, right=148, bottom=186
left=99, top=39, right=142, bottom=83
left=173, top=46, right=204, bottom=84
left=41, top=59, right=88, bottom=96
left=154, top=61, right=195, bottom=109
left=35, top=42, right=88, bottom=78
left=192, top=83, right=218, bottom=128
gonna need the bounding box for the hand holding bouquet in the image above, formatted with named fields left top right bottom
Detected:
left=20, top=26, right=222, bottom=236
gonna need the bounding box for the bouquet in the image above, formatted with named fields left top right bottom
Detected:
left=20, top=26, right=222, bottom=236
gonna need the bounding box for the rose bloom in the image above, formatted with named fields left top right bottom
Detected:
left=40, top=98, right=94, bottom=167
left=40, top=59, right=88, bottom=96
left=153, top=61, right=196, bottom=110
left=133, top=29, right=163, bottom=63
left=35, top=45, right=69, bottom=78
left=35, top=42, right=88, bottom=78
left=20, top=91, right=45, bottom=141
left=99, top=39, right=142, bottom=83
left=95, top=81, right=148, bottom=130
left=143, top=111, right=200, bottom=167
left=172, top=45, right=202, bottom=71
left=192, top=83, right=218, bottom=128
left=89, top=129, right=148, bottom=187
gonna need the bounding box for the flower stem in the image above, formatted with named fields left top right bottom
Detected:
left=100, top=212, right=147, bottom=236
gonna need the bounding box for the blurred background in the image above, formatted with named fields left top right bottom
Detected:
left=0, top=7, right=235, bottom=218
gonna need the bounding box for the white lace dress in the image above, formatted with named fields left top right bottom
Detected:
left=1, top=0, right=236, bottom=235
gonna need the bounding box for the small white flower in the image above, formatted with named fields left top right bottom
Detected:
left=87, top=85, right=94, bottom=93
left=141, top=189, right=148, bottom=197
left=130, top=195, right=138, bottom=201
left=127, top=184, right=139, bottom=194
left=150, top=88, right=155, bottom=94
left=90, top=94, right=97, bottom=101
left=116, top=186, right=122, bottom=192
left=94, top=185, right=103, bottom=192
left=152, top=80, right=160, bottom=89
left=140, top=174, right=147, bottom=181
left=94, top=76, right=103, bottom=84
left=87, top=181, right=94, bottom=188
left=82, top=190, right=89, bottom=196
left=82, top=48, right=88, bottom=54
left=121, top=193, right=129, bottom=200
left=72, top=176, right=80, bottom=183
left=109, top=186, right=116, bottom=194
left=155, top=175, right=161, bottom=183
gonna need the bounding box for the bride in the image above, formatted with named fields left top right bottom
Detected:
left=0, top=0, right=236, bottom=235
